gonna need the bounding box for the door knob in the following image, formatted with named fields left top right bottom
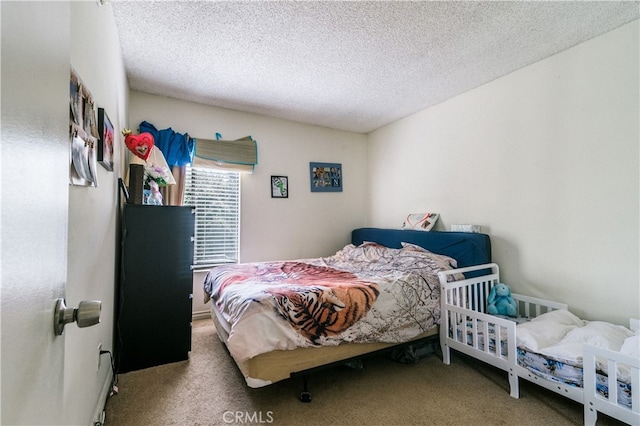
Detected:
left=54, top=298, right=101, bottom=336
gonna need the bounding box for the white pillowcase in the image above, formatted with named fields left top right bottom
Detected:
left=561, top=321, right=634, bottom=351
left=515, top=309, right=584, bottom=352
left=617, top=335, right=640, bottom=382
left=529, top=309, right=585, bottom=327
left=516, top=321, right=578, bottom=352
left=619, top=335, right=640, bottom=358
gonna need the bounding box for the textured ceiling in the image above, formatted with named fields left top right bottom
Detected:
left=111, top=1, right=639, bottom=133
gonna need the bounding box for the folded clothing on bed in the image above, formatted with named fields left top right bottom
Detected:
left=204, top=242, right=462, bottom=362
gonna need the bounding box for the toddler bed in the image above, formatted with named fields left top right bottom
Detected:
left=203, top=228, right=491, bottom=398
left=438, top=263, right=640, bottom=425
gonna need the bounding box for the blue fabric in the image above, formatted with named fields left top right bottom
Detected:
left=139, top=121, right=194, bottom=166
left=351, top=228, right=491, bottom=276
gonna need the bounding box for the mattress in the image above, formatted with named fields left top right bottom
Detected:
left=517, top=348, right=633, bottom=408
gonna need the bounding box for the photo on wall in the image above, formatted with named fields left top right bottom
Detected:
left=69, top=68, right=98, bottom=187
left=310, top=162, right=342, bottom=192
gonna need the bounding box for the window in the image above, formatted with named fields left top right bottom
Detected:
left=184, top=165, right=240, bottom=268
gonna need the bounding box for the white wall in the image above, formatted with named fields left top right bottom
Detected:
left=128, top=92, right=368, bottom=317
left=368, top=21, right=639, bottom=325
left=67, top=2, right=129, bottom=424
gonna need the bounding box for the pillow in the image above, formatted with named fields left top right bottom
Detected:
left=561, top=321, right=634, bottom=351
left=359, top=241, right=385, bottom=248
left=400, top=242, right=430, bottom=252
left=334, top=241, right=393, bottom=262
left=529, top=309, right=585, bottom=327
left=400, top=242, right=458, bottom=269
left=516, top=321, right=578, bottom=352
left=620, top=335, right=640, bottom=358
left=402, top=213, right=439, bottom=231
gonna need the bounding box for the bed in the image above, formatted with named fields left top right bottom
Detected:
left=438, top=263, right=640, bottom=425
left=203, top=227, right=491, bottom=399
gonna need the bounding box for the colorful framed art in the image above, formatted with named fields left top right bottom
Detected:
left=97, top=107, right=114, bottom=171
left=310, top=162, right=342, bottom=192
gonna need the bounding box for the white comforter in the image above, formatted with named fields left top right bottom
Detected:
left=515, top=309, right=638, bottom=380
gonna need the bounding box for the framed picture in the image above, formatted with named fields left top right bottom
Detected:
left=271, top=176, right=288, bottom=198
left=97, top=107, right=114, bottom=171
left=310, top=162, right=342, bottom=192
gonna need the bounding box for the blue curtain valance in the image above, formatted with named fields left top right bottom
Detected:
left=139, top=121, right=194, bottom=167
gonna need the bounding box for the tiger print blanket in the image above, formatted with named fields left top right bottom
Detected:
left=204, top=242, right=460, bottom=362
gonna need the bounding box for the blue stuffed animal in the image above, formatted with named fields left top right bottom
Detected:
left=487, top=283, right=517, bottom=317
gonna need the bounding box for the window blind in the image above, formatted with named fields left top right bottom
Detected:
left=184, top=165, right=240, bottom=268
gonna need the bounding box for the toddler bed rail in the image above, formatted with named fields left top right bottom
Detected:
left=438, top=263, right=566, bottom=398
left=438, top=263, right=640, bottom=426
left=583, top=333, right=640, bottom=425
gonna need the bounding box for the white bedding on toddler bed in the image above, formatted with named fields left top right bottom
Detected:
left=514, top=309, right=637, bottom=382
left=458, top=309, right=638, bottom=408
left=459, top=309, right=638, bottom=382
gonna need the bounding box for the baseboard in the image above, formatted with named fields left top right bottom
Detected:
left=192, top=310, right=211, bottom=321
left=91, top=369, right=113, bottom=426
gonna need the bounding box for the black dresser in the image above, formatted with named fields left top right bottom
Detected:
left=117, top=204, right=195, bottom=373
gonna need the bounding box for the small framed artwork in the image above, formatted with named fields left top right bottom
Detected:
left=97, top=107, right=114, bottom=171
left=310, top=162, right=342, bottom=192
left=271, top=176, right=288, bottom=198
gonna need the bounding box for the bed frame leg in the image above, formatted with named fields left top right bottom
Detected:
left=299, top=375, right=312, bottom=403
left=583, top=401, right=597, bottom=426
left=508, top=369, right=519, bottom=399
left=441, top=342, right=451, bottom=365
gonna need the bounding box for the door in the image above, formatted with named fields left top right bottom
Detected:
left=1, top=2, right=71, bottom=424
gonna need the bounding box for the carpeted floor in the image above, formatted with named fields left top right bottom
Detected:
left=104, top=319, right=626, bottom=426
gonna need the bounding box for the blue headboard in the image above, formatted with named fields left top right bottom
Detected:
left=351, top=228, right=491, bottom=270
